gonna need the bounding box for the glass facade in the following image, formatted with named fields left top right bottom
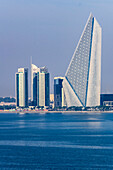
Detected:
left=66, top=15, right=94, bottom=106
left=16, top=73, right=19, bottom=107
left=63, top=14, right=101, bottom=107
left=33, top=72, right=39, bottom=106
left=31, top=64, right=50, bottom=107
left=25, top=70, right=28, bottom=107
left=54, top=78, right=63, bottom=108
left=33, top=73, right=37, bottom=106
left=100, top=94, right=113, bottom=106
left=45, top=73, right=50, bottom=106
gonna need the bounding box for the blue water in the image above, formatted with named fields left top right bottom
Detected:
left=0, top=112, right=113, bottom=169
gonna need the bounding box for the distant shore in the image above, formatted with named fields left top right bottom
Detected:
left=0, top=110, right=113, bottom=114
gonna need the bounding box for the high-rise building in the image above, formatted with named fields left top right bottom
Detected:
left=63, top=13, right=102, bottom=107
left=31, top=64, right=50, bottom=107
left=31, top=64, right=40, bottom=106
left=100, top=94, right=113, bottom=106
left=39, top=67, right=50, bottom=107
left=15, top=68, right=28, bottom=108
left=54, top=77, right=66, bottom=108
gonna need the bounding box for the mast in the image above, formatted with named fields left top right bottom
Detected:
left=31, top=56, right=33, bottom=101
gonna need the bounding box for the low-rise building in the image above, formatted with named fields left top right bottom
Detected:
left=100, top=94, right=113, bottom=106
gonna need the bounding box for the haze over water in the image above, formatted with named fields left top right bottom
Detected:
left=0, top=112, right=113, bottom=169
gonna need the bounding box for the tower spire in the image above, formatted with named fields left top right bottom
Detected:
left=31, top=56, right=32, bottom=101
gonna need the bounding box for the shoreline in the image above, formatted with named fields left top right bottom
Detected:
left=0, top=110, right=113, bottom=114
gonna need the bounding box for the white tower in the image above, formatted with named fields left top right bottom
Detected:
left=15, top=68, right=28, bottom=107
left=63, top=14, right=102, bottom=107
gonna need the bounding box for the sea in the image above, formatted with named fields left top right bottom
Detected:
left=0, top=112, right=113, bottom=169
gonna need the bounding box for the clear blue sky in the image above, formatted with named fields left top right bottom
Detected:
left=0, top=0, right=113, bottom=96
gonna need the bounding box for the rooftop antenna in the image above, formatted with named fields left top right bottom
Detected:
left=30, top=56, right=32, bottom=101
left=31, top=56, right=32, bottom=66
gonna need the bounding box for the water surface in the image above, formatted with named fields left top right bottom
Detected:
left=0, top=112, right=113, bottom=169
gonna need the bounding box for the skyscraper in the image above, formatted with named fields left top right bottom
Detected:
left=63, top=14, right=102, bottom=107
left=39, top=67, right=50, bottom=107
left=31, top=64, right=40, bottom=106
left=31, top=64, right=50, bottom=107
left=54, top=77, right=65, bottom=108
left=15, top=68, right=28, bottom=108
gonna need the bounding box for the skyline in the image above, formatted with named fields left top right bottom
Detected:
left=0, top=0, right=113, bottom=96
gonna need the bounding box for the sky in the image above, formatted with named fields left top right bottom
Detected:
left=0, top=0, right=113, bottom=97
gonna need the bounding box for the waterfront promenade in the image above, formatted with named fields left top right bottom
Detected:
left=0, top=110, right=113, bottom=114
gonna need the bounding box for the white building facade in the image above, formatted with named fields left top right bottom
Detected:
left=31, top=64, right=50, bottom=107
left=63, top=14, right=102, bottom=107
left=15, top=68, right=28, bottom=108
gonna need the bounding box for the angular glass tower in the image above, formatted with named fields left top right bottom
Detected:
left=63, top=14, right=102, bottom=107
